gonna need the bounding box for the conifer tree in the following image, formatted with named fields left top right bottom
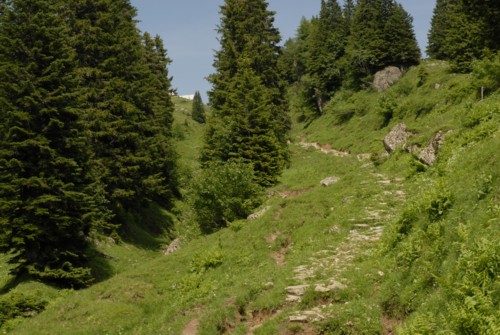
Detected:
left=343, top=0, right=355, bottom=35
left=66, top=0, right=177, bottom=224
left=428, top=0, right=499, bottom=72
left=0, top=0, right=94, bottom=287
left=308, top=0, right=346, bottom=112
left=346, top=0, right=420, bottom=87
left=137, top=32, right=178, bottom=206
left=191, top=91, right=206, bottom=124
left=203, top=0, right=289, bottom=187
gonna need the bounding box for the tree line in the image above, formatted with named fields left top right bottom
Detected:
left=0, top=0, right=177, bottom=287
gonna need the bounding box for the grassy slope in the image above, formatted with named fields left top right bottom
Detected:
left=1, top=63, right=498, bottom=334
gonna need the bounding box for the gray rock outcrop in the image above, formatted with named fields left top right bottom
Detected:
left=419, top=131, right=450, bottom=166
left=373, top=66, right=402, bottom=92
left=247, top=206, right=271, bottom=220
left=383, top=123, right=411, bottom=154
left=163, top=238, right=181, bottom=255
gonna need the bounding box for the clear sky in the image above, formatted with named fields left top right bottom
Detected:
left=130, top=0, right=436, bottom=100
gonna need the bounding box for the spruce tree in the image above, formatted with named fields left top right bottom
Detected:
left=138, top=32, right=178, bottom=206
left=66, top=0, right=177, bottom=224
left=203, top=0, right=289, bottom=187
left=428, top=0, right=499, bottom=72
left=308, top=0, right=346, bottom=112
left=191, top=91, right=206, bottom=124
left=0, top=0, right=94, bottom=287
left=346, top=0, right=420, bottom=87
left=384, top=3, right=421, bottom=68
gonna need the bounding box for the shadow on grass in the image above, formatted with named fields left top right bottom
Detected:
left=117, top=202, right=176, bottom=250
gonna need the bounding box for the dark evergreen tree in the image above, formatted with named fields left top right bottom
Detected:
left=308, top=0, right=346, bottom=112
left=427, top=0, right=452, bottom=60
left=384, top=3, right=421, bottom=68
left=65, top=0, right=177, bottom=226
left=343, top=0, right=355, bottom=35
left=137, top=32, right=178, bottom=207
left=428, top=0, right=499, bottom=72
left=346, top=0, right=420, bottom=87
left=191, top=91, right=206, bottom=124
left=203, top=0, right=289, bottom=187
left=0, top=0, right=94, bottom=287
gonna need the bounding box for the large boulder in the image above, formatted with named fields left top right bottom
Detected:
left=373, top=66, right=402, bottom=92
left=383, top=123, right=411, bottom=154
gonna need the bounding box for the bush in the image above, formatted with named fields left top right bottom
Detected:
left=0, top=292, right=47, bottom=328
left=472, top=53, right=500, bottom=97
left=190, top=161, right=262, bottom=233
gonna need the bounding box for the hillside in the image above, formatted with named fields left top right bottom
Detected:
left=1, top=62, right=499, bottom=334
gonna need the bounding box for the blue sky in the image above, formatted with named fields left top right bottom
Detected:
left=130, top=0, right=436, bottom=100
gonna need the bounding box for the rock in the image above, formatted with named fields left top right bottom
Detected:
left=264, top=282, right=274, bottom=289
left=320, top=176, right=339, bottom=186
left=286, top=295, right=301, bottom=303
left=247, top=206, right=271, bottom=220
left=434, top=83, right=441, bottom=89
left=289, top=315, right=309, bottom=323
left=373, top=66, right=402, bottom=92
left=285, top=285, right=309, bottom=296
left=418, top=131, right=451, bottom=166
left=163, top=238, right=181, bottom=255
left=357, top=153, right=371, bottom=161
left=383, top=123, right=411, bottom=154
left=314, top=281, right=347, bottom=293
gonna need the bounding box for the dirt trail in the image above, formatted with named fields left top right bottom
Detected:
left=248, top=142, right=406, bottom=333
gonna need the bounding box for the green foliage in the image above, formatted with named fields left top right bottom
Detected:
left=189, top=249, right=224, bottom=274
left=190, top=161, right=262, bottom=233
left=204, top=0, right=289, bottom=187
left=378, top=94, right=397, bottom=127
left=191, top=91, right=206, bottom=123
left=428, top=0, right=500, bottom=72
left=68, top=0, right=178, bottom=217
left=472, top=52, right=500, bottom=96
left=0, top=0, right=95, bottom=286
left=0, top=292, right=47, bottom=328
left=345, top=0, right=420, bottom=87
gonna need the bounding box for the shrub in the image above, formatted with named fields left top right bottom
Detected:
left=0, top=292, right=47, bottom=328
left=190, top=161, right=262, bottom=233
left=472, top=52, right=500, bottom=97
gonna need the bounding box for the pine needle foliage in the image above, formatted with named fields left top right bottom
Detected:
left=0, top=0, right=94, bottom=287
left=191, top=91, right=206, bottom=124
left=203, top=0, right=289, bottom=188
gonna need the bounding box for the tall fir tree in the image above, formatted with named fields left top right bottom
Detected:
left=138, top=32, right=178, bottom=206
left=428, top=0, right=499, bottom=72
left=191, top=91, right=206, bottom=124
left=308, top=0, right=346, bottom=112
left=0, top=0, right=95, bottom=287
left=65, top=0, right=177, bottom=226
left=203, top=0, right=289, bottom=187
left=384, top=3, right=421, bottom=68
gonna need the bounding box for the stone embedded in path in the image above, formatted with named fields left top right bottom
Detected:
left=314, top=280, right=347, bottom=293
left=289, top=315, right=309, bottom=323
left=289, top=310, right=326, bottom=323
left=285, top=285, right=309, bottom=296
left=286, top=295, right=301, bottom=303
left=320, top=176, right=339, bottom=186
left=383, top=123, right=411, bottom=154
